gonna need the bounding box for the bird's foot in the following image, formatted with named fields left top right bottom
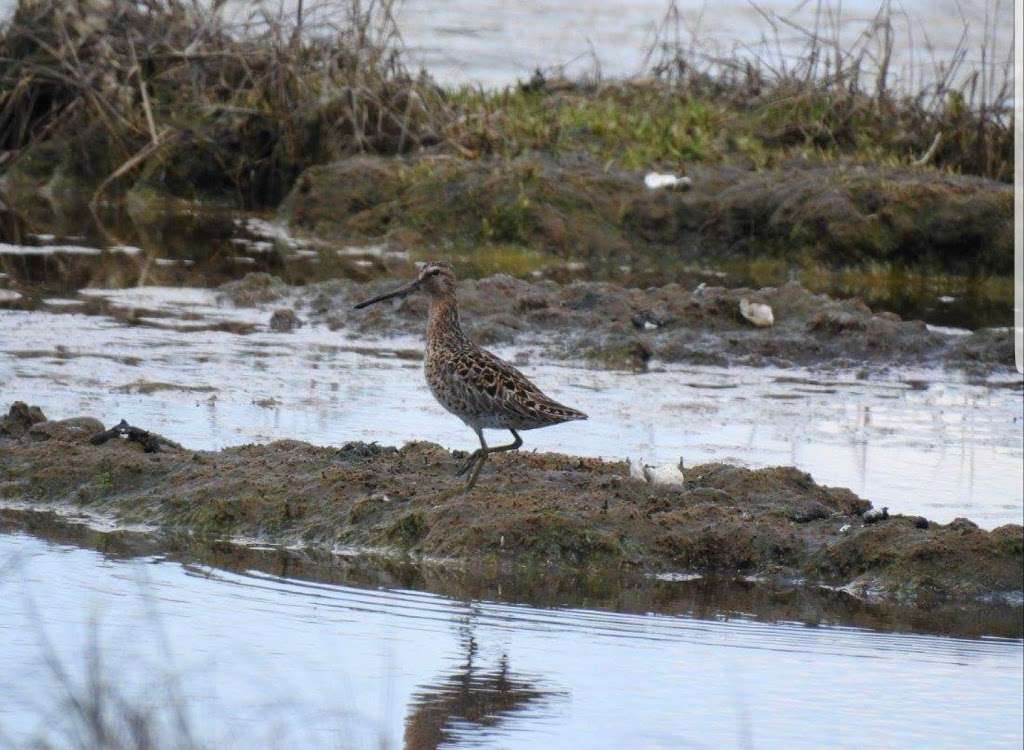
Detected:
left=455, top=450, right=482, bottom=477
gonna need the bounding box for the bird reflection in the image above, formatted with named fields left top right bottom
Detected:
left=403, top=627, right=554, bottom=750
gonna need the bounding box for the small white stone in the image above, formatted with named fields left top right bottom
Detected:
left=644, top=172, right=692, bottom=191
left=740, top=298, right=774, bottom=327
left=643, top=320, right=658, bottom=330
left=839, top=523, right=852, bottom=535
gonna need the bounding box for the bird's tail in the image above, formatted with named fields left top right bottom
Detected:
left=544, top=400, right=587, bottom=422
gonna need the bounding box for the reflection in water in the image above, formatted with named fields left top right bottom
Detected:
left=0, top=199, right=1015, bottom=329
left=405, top=625, right=556, bottom=750
left=0, top=205, right=306, bottom=296
left=1, top=527, right=1022, bottom=749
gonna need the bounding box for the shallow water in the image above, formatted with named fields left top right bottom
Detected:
left=0, top=0, right=1009, bottom=88
left=394, top=0, right=1012, bottom=91
left=1, top=198, right=1016, bottom=330
left=1, top=530, right=1021, bottom=748
left=1, top=286, right=1021, bottom=527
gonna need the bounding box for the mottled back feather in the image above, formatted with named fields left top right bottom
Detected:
left=423, top=290, right=587, bottom=431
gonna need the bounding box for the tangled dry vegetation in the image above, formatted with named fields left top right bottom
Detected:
left=0, top=0, right=451, bottom=208
left=632, top=0, right=1014, bottom=181
left=0, top=0, right=1014, bottom=213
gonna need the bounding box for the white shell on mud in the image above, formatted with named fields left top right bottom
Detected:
left=740, top=298, right=774, bottom=327
left=644, top=464, right=685, bottom=486
left=629, top=457, right=685, bottom=486
left=644, top=172, right=692, bottom=191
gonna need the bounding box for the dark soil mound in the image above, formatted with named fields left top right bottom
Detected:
left=2, top=404, right=1020, bottom=606
left=282, top=155, right=1013, bottom=275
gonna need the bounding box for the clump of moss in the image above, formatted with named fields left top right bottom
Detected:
left=283, top=154, right=1012, bottom=275
left=449, top=76, right=1011, bottom=183
left=284, top=153, right=634, bottom=260
left=386, top=511, right=429, bottom=548
left=448, top=85, right=730, bottom=169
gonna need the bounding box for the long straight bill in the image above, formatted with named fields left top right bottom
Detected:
left=353, top=279, right=421, bottom=309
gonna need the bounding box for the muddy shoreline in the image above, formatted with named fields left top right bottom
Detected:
left=220, top=271, right=1017, bottom=375
left=2, top=508, right=1020, bottom=640
left=3, top=403, right=1020, bottom=616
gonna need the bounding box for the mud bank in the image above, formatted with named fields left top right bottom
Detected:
left=223, top=271, right=1016, bottom=373
left=3, top=509, right=1021, bottom=639
left=2, top=404, right=1020, bottom=607
left=282, top=155, right=1013, bottom=275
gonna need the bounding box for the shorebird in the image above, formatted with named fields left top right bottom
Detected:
left=353, top=262, right=587, bottom=492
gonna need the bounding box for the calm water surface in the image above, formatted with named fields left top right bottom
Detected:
left=395, top=0, right=1013, bottom=90
left=0, top=0, right=1012, bottom=91
left=1, top=530, right=1022, bottom=749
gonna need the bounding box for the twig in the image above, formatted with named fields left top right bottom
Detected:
left=912, top=130, right=942, bottom=165
left=128, top=33, right=159, bottom=145
left=89, top=128, right=177, bottom=211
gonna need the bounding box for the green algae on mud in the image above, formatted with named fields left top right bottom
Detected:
left=2, top=404, right=1021, bottom=611
left=280, top=154, right=1014, bottom=280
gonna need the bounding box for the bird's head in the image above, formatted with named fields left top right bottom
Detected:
left=353, top=261, right=456, bottom=310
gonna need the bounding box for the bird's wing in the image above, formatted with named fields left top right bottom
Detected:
left=447, top=346, right=586, bottom=426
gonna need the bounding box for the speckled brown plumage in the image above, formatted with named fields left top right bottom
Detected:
left=354, top=262, right=586, bottom=491
left=424, top=295, right=586, bottom=431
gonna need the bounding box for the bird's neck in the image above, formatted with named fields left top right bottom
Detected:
left=426, top=295, right=468, bottom=350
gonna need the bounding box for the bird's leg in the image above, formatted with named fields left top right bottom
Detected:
left=463, top=452, right=488, bottom=493
left=459, top=429, right=521, bottom=469
left=462, top=430, right=522, bottom=493
left=455, top=450, right=481, bottom=476
left=456, top=429, right=488, bottom=477
left=484, top=429, right=522, bottom=455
